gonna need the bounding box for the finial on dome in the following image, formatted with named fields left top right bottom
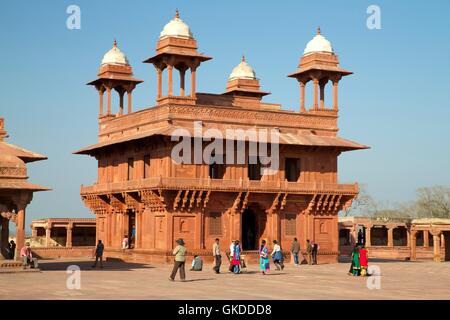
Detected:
left=175, top=9, right=180, bottom=19
left=317, top=26, right=321, bottom=35
left=113, top=39, right=117, bottom=47
left=242, top=55, right=246, bottom=62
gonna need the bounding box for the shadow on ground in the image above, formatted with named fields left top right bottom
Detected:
left=39, top=260, right=155, bottom=272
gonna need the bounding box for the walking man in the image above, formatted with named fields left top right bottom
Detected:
left=306, top=239, right=312, bottom=265
left=290, top=237, right=300, bottom=266
left=212, top=238, right=222, bottom=274
left=92, top=240, right=104, bottom=268
left=169, top=238, right=187, bottom=281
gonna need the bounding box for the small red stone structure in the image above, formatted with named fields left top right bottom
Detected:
left=30, top=218, right=96, bottom=247
left=0, top=117, right=49, bottom=264
left=339, top=216, right=450, bottom=262
left=28, top=218, right=96, bottom=259
left=75, top=12, right=368, bottom=264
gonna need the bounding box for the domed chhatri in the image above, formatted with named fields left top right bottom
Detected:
left=229, top=56, right=256, bottom=80
left=303, top=27, right=334, bottom=55
left=160, top=9, right=194, bottom=39
left=101, top=40, right=129, bottom=66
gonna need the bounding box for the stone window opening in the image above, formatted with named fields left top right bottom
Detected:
left=285, top=214, right=297, bottom=236
left=285, top=158, right=301, bottom=182
left=371, top=226, right=388, bottom=246
left=393, top=227, right=408, bottom=246
left=339, top=229, right=351, bottom=246
left=248, top=155, right=262, bottom=181
left=208, top=212, right=222, bottom=236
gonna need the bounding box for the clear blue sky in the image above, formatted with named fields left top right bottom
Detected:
left=1, top=1, right=449, bottom=231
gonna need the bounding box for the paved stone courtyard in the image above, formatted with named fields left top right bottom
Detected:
left=1, top=259, right=449, bottom=299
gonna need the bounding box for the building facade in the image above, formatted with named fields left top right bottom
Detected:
left=76, top=12, right=367, bottom=263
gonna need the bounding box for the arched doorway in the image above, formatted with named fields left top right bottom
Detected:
left=242, top=209, right=258, bottom=250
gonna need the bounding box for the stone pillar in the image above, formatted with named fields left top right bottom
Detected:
left=127, top=90, right=132, bottom=114
left=387, top=227, right=394, bottom=247
left=433, top=233, right=441, bottom=262
left=365, top=225, right=371, bottom=247
left=406, top=229, right=411, bottom=247
left=299, top=82, right=306, bottom=112
left=157, top=68, right=162, bottom=98
left=31, top=227, right=37, bottom=238
left=190, top=67, right=197, bottom=98
left=167, top=64, right=173, bottom=96
left=313, top=79, right=319, bottom=110
left=118, top=91, right=124, bottom=115
left=423, top=230, right=429, bottom=247
left=106, top=87, right=111, bottom=115
left=45, top=225, right=51, bottom=247
left=319, top=81, right=325, bottom=109
left=180, top=69, right=186, bottom=97
left=332, top=80, right=339, bottom=111
left=15, top=208, right=25, bottom=261
left=441, top=234, right=445, bottom=248
left=98, top=88, right=104, bottom=116
left=410, top=231, right=417, bottom=260
left=66, top=224, right=73, bottom=247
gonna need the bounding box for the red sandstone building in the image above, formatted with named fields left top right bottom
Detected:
left=75, top=12, right=367, bottom=263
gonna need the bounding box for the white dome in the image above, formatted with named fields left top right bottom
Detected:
left=303, top=28, right=334, bottom=55
left=160, top=10, right=193, bottom=39
left=101, top=40, right=129, bottom=66
left=229, top=56, right=256, bottom=80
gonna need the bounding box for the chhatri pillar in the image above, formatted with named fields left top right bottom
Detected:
left=431, top=229, right=442, bottom=262
left=66, top=223, right=73, bottom=247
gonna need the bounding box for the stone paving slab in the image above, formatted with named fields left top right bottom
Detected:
left=0, top=259, right=449, bottom=299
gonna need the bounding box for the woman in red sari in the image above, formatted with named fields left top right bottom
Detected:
left=359, top=245, right=368, bottom=276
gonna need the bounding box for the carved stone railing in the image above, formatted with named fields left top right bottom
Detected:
left=81, top=177, right=358, bottom=196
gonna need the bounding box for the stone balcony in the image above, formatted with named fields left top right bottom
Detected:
left=80, top=176, right=358, bottom=196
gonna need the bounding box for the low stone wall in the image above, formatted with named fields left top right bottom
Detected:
left=31, top=247, right=95, bottom=259
left=339, top=245, right=443, bottom=260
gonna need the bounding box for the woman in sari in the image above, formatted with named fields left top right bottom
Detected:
left=351, top=246, right=361, bottom=276
left=232, top=240, right=241, bottom=274
left=359, top=245, right=368, bottom=276
left=259, top=240, right=270, bottom=275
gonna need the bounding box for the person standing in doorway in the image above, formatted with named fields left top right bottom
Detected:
left=130, top=224, right=136, bottom=248
left=169, top=238, right=187, bottom=281
left=312, top=242, right=319, bottom=265
left=212, top=238, right=222, bottom=274
left=272, top=240, right=284, bottom=270
left=357, top=229, right=364, bottom=245
left=290, top=238, right=300, bottom=266
left=92, top=240, right=104, bottom=268
left=306, top=239, right=312, bottom=265
left=259, top=240, right=270, bottom=275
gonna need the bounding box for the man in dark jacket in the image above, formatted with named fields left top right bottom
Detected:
left=290, top=238, right=301, bottom=266
left=92, top=240, right=104, bottom=268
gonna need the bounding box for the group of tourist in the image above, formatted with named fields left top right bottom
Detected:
left=167, top=237, right=321, bottom=281
left=348, top=244, right=369, bottom=276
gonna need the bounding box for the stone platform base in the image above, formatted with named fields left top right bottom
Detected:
left=103, top=249, right=338, bottom=265
left=0, top=260, right=40, bottom=273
